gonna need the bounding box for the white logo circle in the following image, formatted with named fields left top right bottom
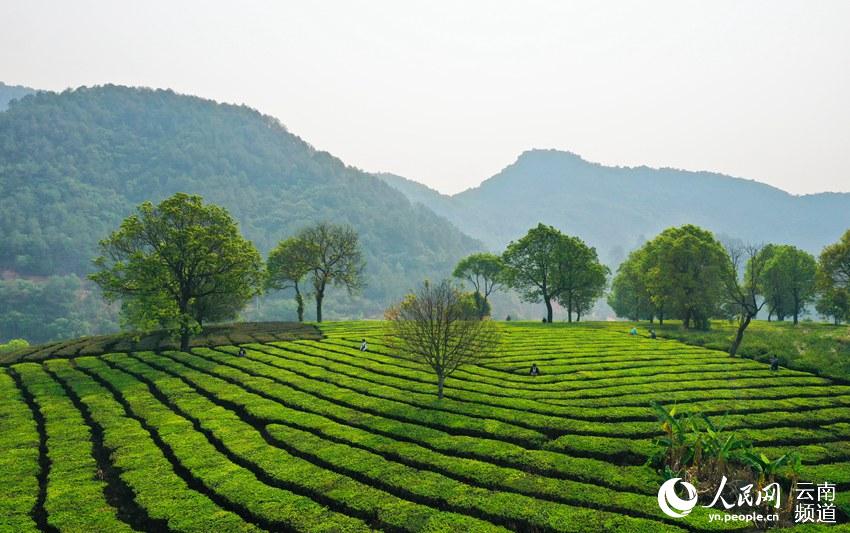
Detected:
left=658, top=478, right=698, bottom=518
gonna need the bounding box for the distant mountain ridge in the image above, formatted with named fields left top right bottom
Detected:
left=379, top=149, right=850, bottom=264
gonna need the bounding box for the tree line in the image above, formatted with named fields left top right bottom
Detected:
left=89, top=193, right=850, bottom=354
left=607, top=224, right=850, bottom=329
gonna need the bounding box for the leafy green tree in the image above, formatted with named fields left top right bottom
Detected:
left=816, top=288, right=850, bottom=325
left=643, top=225, right=730, bottom=330
left=817, top=229, right=850, bottom=325
left=452, top=253, right=504, bottom=319
left=557, top=249, right=609, bottom=322
left=757, top=245, right=789, bottom=321
left=501, top=224, right=606, bottom=322
left=297, top=222, right=365, bottom=323
left=267, top=237, right=314, bottom=322
left=608, top=248, right=657, bottom=321
left=90, top=193, right=264, bottom=350
left=759, top=245, right=817, bottom=324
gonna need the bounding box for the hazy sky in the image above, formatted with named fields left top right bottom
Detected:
left=2, top=1, right=849, bottom=195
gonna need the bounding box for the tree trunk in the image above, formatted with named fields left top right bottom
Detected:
left=793, top=293, right=800, bottom=325
left=437, top=374, right=445, bottom=400
left=294, top=284, right=304, bottom=322
left=567, top=295, right=573, bottom=323
left=178, top=291, right=191, bottom=351
left=729, top=314, right=752, bottom=357
left=315, top=291, right=324, bottom=323
left=180, top=328, right=190, bottom=352
left=544, top=296, right=553, bottom=323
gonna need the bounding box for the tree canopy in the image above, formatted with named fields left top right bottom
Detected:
left=267, top=237, right=314, bottom=322
left=758, top=245, right=817, bottom=324
left=817, top=229, right=850, bottom=324
left=90, top=193, right=264, bottom=349
left=501, top=224, right=607, bottom=322
left=452, top=253, right=504, bottom=319
left=609, top=225, right=731, bottom=329
left=294, top=222, right=365, bottom=323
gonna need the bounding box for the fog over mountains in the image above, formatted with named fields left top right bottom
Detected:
left=379, top=149, right=850, bottom=266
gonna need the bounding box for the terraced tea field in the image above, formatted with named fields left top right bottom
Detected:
left=2, top=322, right=849, bottom=532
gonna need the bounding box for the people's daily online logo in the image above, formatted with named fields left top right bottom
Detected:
left=657, top=477, right=838, bottom=525
left=657, top=478, right=698, bottom=518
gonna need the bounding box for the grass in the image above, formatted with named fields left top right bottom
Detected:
left=615, top=320, right=850, bottom=382
left=1, top=320, right=848, bottom=531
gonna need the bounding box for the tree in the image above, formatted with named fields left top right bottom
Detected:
left=267, top=237, right=314, bottom=322
left=298, top=222, right=365, bottom=322
left=759, top=245, right=817, bottom=324
left=643, top=225, right=730, bottom=330
left=452, top=253, right=504, bottom=319
left=817, top=229, right=850, bottom=325
left=386, top=280, right=499, bottom=399
left=90, top=193, right=264, bottom=350
left=816, top=288, right=850, bottom=325
left=501, top=224, right=605, bottom=323
left=757, top=245, right=789, bottom=321
left=502, top=224, right=564, bottom=323
left=608, top=248, right=657, bottom=322
left=724, top=243, right=768, bottom=357
left=557, top=249, right=609, bottom=322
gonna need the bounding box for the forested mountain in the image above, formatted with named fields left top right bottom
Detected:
left=0, top=85, right=481, bottom=341
left=0, top=82, right=35, bottom=110
left=380, top=149, right=850, bottom=266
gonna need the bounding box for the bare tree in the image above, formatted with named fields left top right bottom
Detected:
left=724, top=242, right=768, bottom=357
left=386, top=280, right=500, bottom=399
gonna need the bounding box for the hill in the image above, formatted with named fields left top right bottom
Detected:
left=1, top=322, right=847, bottom=531
left=0, top=81, right=35, bottom=111
left=0, top=86, right=482, bottom=340
left=380, top=150, right=850, bottom=265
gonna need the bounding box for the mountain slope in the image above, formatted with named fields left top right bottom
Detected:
left=0, top=85, right=481, bottom=321
left=380, top=149, right=850, bottom=264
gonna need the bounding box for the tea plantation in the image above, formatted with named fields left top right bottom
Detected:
left=2, top=322, right=849, bottom=532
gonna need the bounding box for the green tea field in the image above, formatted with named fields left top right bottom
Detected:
left=2, top=322, right=849, bottom=532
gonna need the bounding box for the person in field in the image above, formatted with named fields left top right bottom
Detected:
left=529, top=363, right=540, bottom=376
left=649, top=328, right=657, bottom=339
left=770, top=355, right=779, bottom=371
left=360, top=339, right=368, bottom=352
left=629, top=326, right=638, bottom=336
left=238, top=347, right=246, bottom=357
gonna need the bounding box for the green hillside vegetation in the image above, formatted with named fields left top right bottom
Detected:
left=1, top=321, right=847, bottom=531
left=0, top=85, right=480, bottom=342
left=622, top=320, right=850, bottom=383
